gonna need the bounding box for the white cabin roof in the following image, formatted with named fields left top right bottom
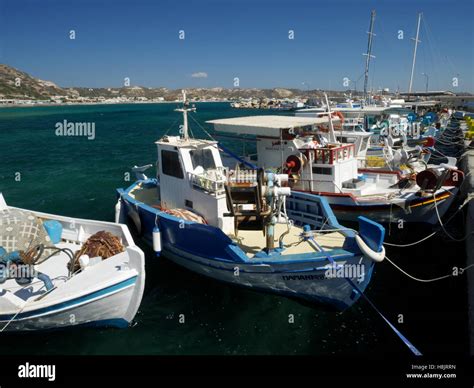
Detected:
left=334, top=106, right=389, bottom=114
left=207, top=115, right=338, bottom=137
left=155, top=135, right=217, bottom=149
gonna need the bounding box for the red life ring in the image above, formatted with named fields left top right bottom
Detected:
left=285, top=154, right=303, bottom=174
left=331, top=111, right=345, bottom=124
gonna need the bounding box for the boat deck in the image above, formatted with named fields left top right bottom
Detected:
left=128, top=181, right=346, bottom=258
left=2, top=241, right=78, bottom=302
left=230, top=223, right=345, bottom=257
left=129, top=182, right=160, bottom=206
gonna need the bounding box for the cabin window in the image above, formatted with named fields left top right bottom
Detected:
left=345, top=137, right=356, bottom=143
left=190, top=148, right=216, bottom=170
left=361, top=137, right=369, bottom=150
left=161, top=150, right=184, bottom=179
left=312, top=166, right=332, bottom=175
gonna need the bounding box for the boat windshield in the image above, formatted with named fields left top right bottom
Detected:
left=190, top=148, right=216, bottom=170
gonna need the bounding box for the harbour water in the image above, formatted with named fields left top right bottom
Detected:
left=0, top=102, right=468, bottom=355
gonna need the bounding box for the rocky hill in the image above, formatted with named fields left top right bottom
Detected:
left=0, top=64, right=68, bottom=99
left=0, top=64, right=339, bottom=101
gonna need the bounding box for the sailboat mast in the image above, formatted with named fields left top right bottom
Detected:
left=408, top=13, right=422, bottom=95
left=363, top=10, right=376, bottom=102
left=324, top=93, right=337, bottom=143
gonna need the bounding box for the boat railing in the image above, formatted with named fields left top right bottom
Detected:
left=188, top=168, right=227, bottom=195
left=298, top=144, right=355, bottom=165
left=285, top=191, right=354, bottom=236
left=290, top=178, right=344, bottom=193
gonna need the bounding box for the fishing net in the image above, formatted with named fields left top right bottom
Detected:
left=0, top=208, right=54, bottom=263
left=69, top=230, right=124, bottom=272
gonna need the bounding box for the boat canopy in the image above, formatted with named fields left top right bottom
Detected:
left=207, top=115, right=338, bottom=137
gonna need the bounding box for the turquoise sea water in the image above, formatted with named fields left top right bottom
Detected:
left=0, top=102, right=468, bottom=355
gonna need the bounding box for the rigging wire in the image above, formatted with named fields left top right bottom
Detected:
left=189, top=113, right=217, bottom=141
left=161, top=117, right=182, bottom=138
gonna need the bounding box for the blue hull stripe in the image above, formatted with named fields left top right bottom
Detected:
left=0, top=276, right=138, bottom=322
left=164, top=245, right=363, bottom=275
left=166, top=247, right=375, bottom=308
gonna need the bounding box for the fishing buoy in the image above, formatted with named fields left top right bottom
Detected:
left=115, top=199, right=122, bottom=224
left=407, top=112, right=417, bottom=122
left=153, top=226, right=162, bottom=256
left=79, top=254, right=90, bottom=270
left=355, top=235, right=385, bottom=262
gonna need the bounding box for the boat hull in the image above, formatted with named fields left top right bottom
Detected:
left=117, top=182, right=379, bottom=310
left=295, top=188, right=458, bottom=225
left=0, top=276, right=138, bottom=331
left=0, top=202, right=146, bottom=332
left=163, top=245, right=374, bottom=310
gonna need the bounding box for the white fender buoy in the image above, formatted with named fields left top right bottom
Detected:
left=115, top=199, right=122, bottom=224
left=153, top=226, right=162, bottom=256
left=355, top=235, right=385, bottom=263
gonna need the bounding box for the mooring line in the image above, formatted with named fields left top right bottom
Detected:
left=384, top=232, right=437, bottom=247
left=304, top=234, right=422, bottom=356
left=433, top=190, right=474, bottom=242
left=384, top=255, right=474, bottom=283
left=346, top=278, right=423, bottom=356
left=385, top=189, right=473, bottom=247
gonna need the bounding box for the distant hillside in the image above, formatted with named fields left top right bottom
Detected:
left=2, top=64, right=471, bottom=104
left=0, top=63, right=349, bottom=101
left=59, top=86, right=320, bottom=101
left=0, top=64, right=68, bottom=99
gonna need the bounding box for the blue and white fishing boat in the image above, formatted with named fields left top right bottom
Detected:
left=116, top=91, right=386, bottom=310
left=207, top=115, right=463, bottom=225
left=0, top=193, right=145, bottom=331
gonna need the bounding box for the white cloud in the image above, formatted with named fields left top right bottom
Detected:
left=191, top=72, right=208, bottom=78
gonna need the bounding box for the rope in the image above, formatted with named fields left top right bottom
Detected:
left=0, top=245, right=76, bottom=331
left=0, top=283, right=58, bottom=332
left=346, top=278, right=422, bottom=356
left=384, top=254, right=474, bottom=283
left=384, top=231, right=436, bottom=247
left=304, top=233, right=422, bottom=356
left=385, top=191, right=473, bottom=247
left=307, top=227, right=358, bottom=235
left=433, top=190, right=473, bottom=242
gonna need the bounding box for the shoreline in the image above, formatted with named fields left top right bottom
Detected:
left=0, top=100, right=231, bottom=108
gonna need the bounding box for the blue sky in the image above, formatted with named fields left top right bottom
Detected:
left=0, top=0, right=473, bottom=92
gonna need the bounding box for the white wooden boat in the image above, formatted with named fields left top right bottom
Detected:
left=0, top=193, right=145, bottom=332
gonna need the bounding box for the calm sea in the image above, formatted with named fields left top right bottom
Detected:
left=0, top=102, right=467, bottom=355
